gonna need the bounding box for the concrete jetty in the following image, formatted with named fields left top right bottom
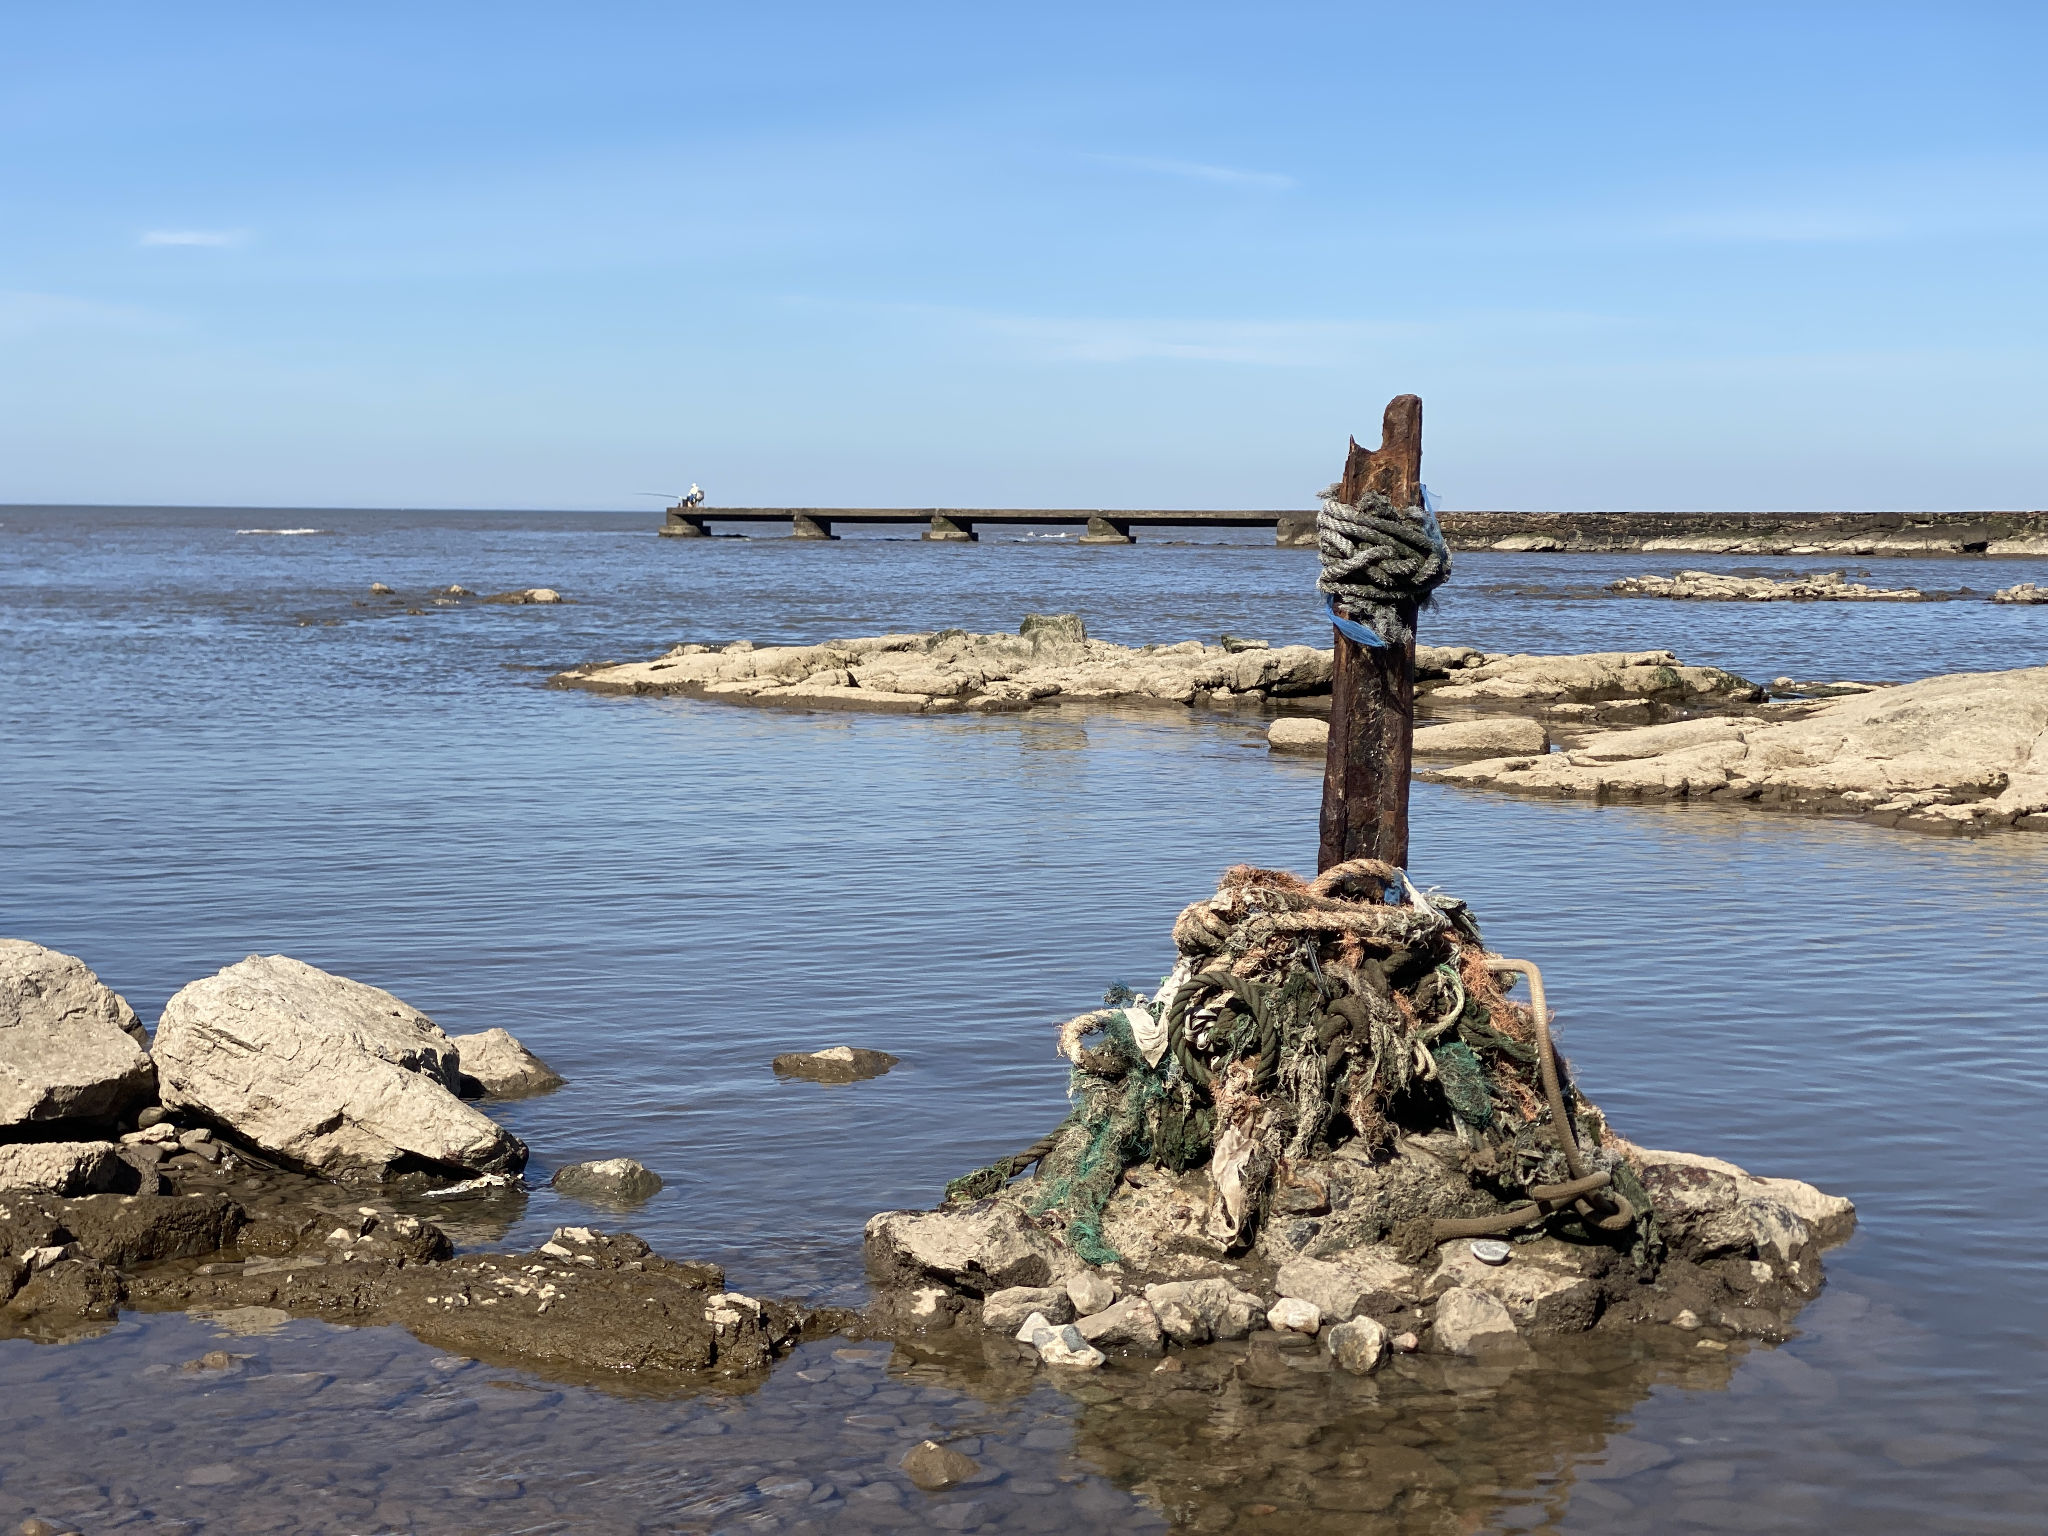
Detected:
left=660, top=504, right=2048, bottom=554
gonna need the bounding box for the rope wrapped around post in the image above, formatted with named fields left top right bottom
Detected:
left=1316, top=483, right=1454, bottom=649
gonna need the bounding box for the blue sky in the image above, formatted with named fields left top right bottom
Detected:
left=3, top=3, right=2043, bottom=511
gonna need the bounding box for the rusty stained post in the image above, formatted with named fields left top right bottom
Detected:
left=1318, top=394, right=1423, bottom=873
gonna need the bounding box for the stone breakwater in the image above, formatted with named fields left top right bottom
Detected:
left=1608, top=570, right=1928, bottom=602
left=554, top=617, right=1763, bottom=727
left=1439, top=509, right=2048, bottom=557
left=1422, top=665, right=2048, bottom=835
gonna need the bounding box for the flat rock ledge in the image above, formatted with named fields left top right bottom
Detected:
left=1422, top=665, right=2048, bottom=835
left=862, top=1137, right=1853, bottom=1377
left=1609, top=570, right=1927, bottom=602
left=555, top=619, right=1763, bottom=728
left=0, top=1159, right=844, bottom=1383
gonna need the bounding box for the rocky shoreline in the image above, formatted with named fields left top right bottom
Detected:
left=5, top=904, right=1859, bottom=1405
left=0, top=940, right=844, bottom=1384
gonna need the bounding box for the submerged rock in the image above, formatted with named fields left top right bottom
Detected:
left=550, top=1158, right=663, bottom=1205
left=1992, top=582, right=2048, bottom=604
left=152, top=955, right=527, bottom=1181
left=771, top=1045, right=899, bottom=1082
left=1423, top=664, right=2048, bottom=834
left=900, top=1439, right=980, bottom=1492
left=451, top=1027, right=565, bottom=1098
left=0, top=940, right=155, bottom=1131
left=485, top=588, right=563, bottom=605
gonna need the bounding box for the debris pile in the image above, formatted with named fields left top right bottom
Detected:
left=868, top=861, right=1855, bottom=1367
left=948, top=859, right=1648, bottom=1270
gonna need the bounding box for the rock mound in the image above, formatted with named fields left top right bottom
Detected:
left=0, top=940, right=155, bottom=1131
left=152, top=955, right=526, bottom=1181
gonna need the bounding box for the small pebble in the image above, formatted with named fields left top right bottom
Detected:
left=1470, top=1239, right=1513, bottom=1265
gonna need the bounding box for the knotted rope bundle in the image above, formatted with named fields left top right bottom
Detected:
left=1315, top=483, right=1453, bottom=648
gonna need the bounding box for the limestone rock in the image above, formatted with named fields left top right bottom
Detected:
left=1432, top=1286, right=1518, bottom=1353
left=1623, top=1142, right=1854, bottom=1264
left=771, top=1045, right=900, bottom=1082
left=900, top=1439, right=980, bottom=1492
left=1423, top=666, right=2048, bottom=835
left=1610, top=570, right=1925, bottom=602
left=551, top=1158, right=663, bottom=1205
left=1074, top=1294, right=1164, bottom=1355
left=451, top=1028, right=564, bottom=1098
left=1274, top=1256, right=1377, bottom=1322
left=1423, top=1238, right=1602, bottom=1333
left=1019, top=612, right=1087, bottom=645
left=1143, top=1278, right=1266, bottom=1344
left=982, top=1285, right=1072, bottom=1331
left=1992, top=583, right=2048, bottom=604
left=1412, top=717, right=1548, bottom=757
left=1268, top=1296, right=1321, bottom=1334
left=1035, top=1321, right=1106, bottom=1368
left=1421, top=649, right=1763, bottom=711
left=0, top=940, right=155, bottom=1130
left=1267, top=717, right=1328, bottom=753
left=1065, top=1269, right=1117, bottom=1316
left=1323, top=1315, right=1390, bottom=1375
left=0, top=1141, right=123, bottom=1196
left=485, top=588, right=563, bottom=604
left=152, top=955, right=527, bottom=1182
left=865, top=1200, right=1075, bottom=1296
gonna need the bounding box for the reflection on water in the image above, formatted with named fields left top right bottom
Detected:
left=2, top=509, right=2046, bottom=1532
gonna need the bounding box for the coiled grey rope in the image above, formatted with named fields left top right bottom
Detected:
left=1315, top=483, right=1453, bottom=648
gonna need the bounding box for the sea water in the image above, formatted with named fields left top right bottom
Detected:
left=1, top=507, right=2044, bottom=1533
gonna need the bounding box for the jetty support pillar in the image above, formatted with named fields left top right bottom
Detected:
left=924, top=514, right=978, bottom=542
left=1318, top=395, right=1423, bottom=873
left=662, top=507, right=710, bottom=537
left=1081, top=516, right=1134, bottom=544
left=791, top=514, right=838, bottom=540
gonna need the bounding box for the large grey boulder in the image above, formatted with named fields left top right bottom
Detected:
left=152, top=955, right=526, bottom=1181
left=0, top=940, right=155, bottom=1130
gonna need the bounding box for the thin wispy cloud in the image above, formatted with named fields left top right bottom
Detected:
left=1087, top=153, right=1294, bottom=191
left=140, top=228, right=247, bottom=247
left=0, top=290, right=173, bottom=337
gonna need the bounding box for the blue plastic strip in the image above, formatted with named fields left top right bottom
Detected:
left=1325, top=595, right=1389, bottom=649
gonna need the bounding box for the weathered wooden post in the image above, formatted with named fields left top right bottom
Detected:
left=1318, top=394, right=1429, bottom=872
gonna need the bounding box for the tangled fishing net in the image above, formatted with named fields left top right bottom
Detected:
left=946, top=859, right=1652, bottom=1269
